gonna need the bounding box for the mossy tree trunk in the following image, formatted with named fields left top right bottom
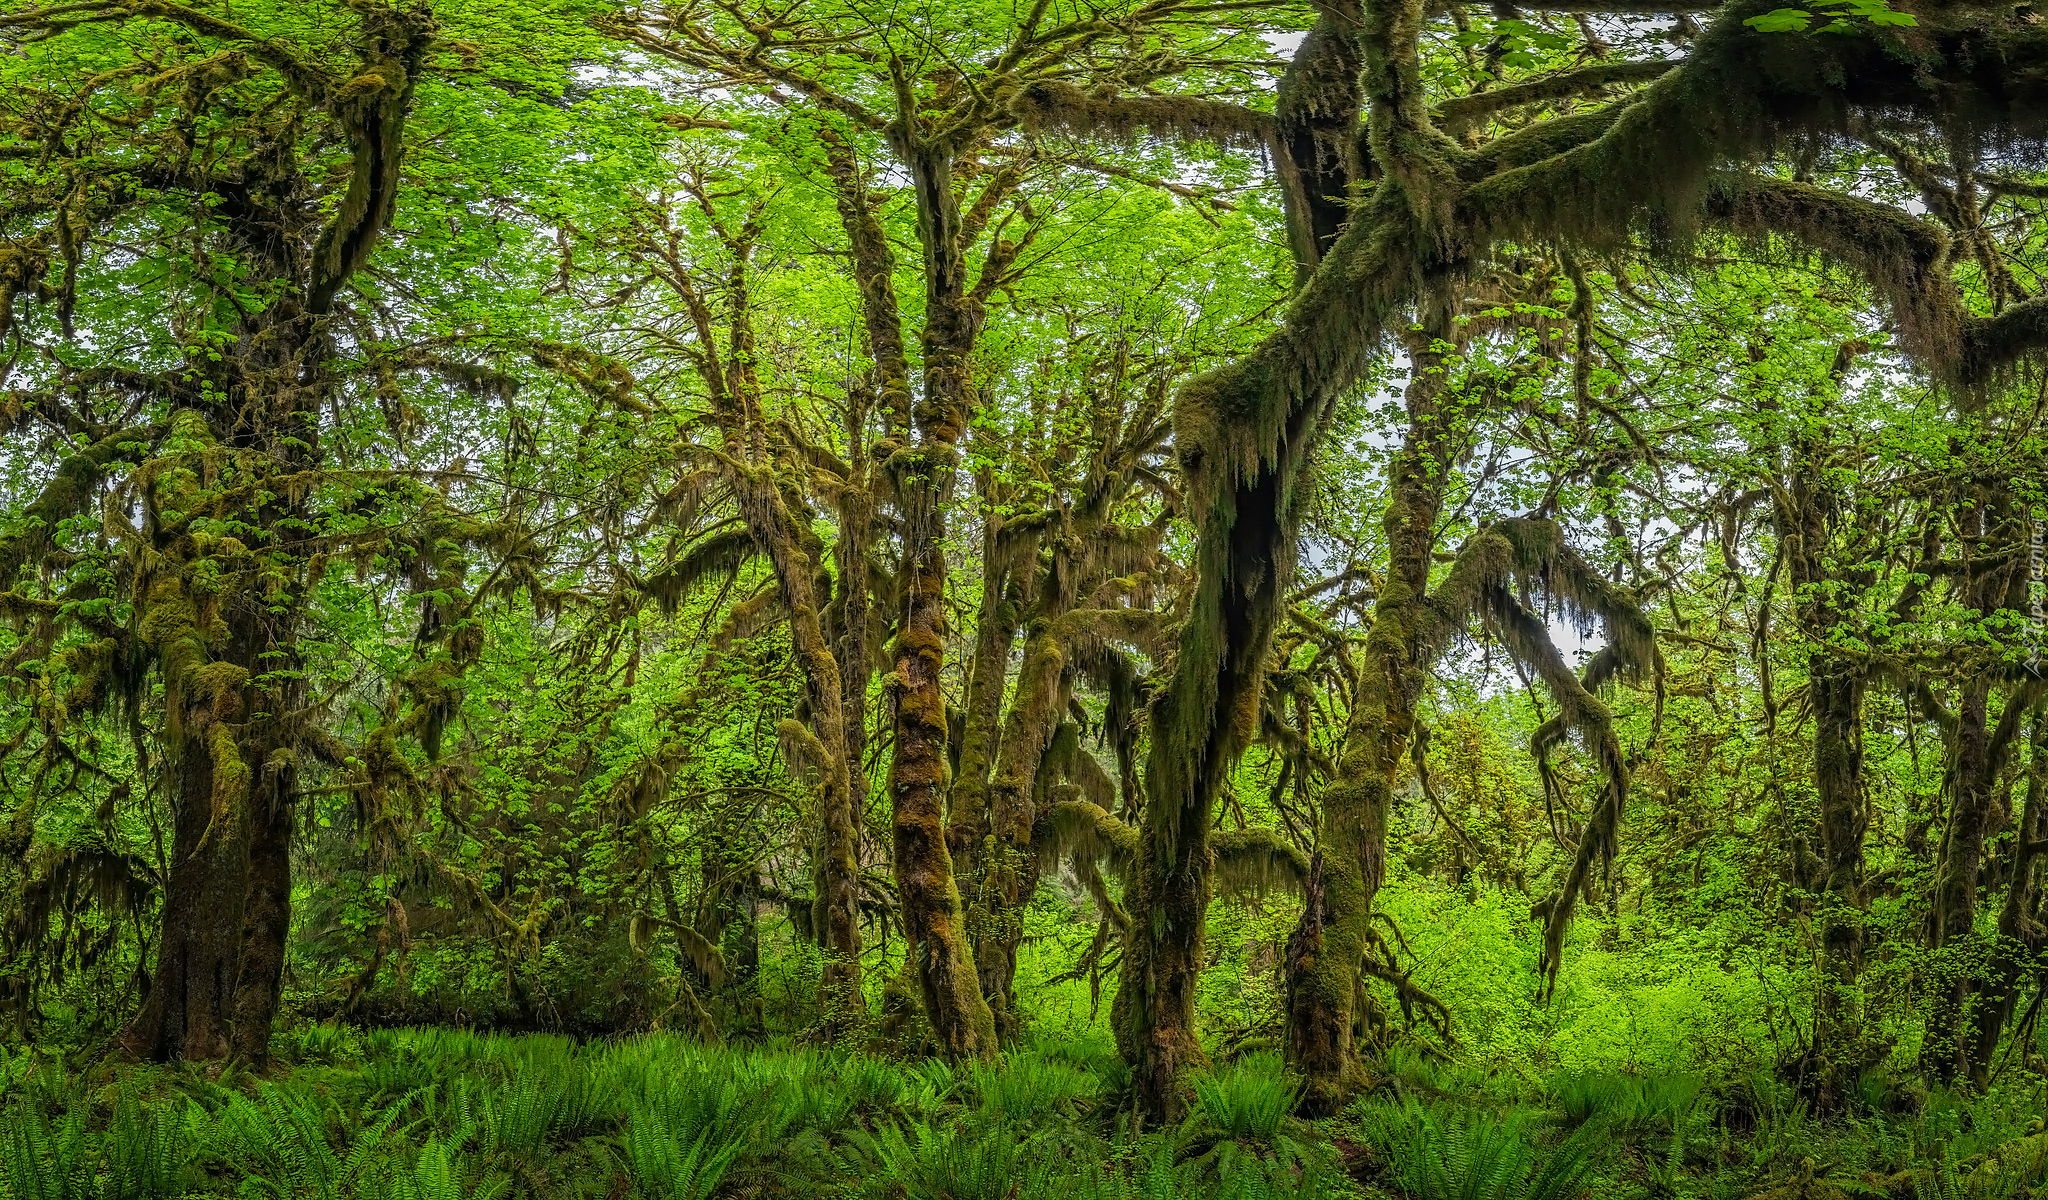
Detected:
left=1118, top=350, right=1343, bottom=1118
left=123, top=669, right=255, bottom=1062
left=1285, top=329, right=1451, bottom=1113
left=1969, top=714, right=2048, bottom=1085
left=1760, top=360, right=1879, bottom=1108
left=1925, top=673, right=1995, bottom=1083
left=94, top=4, right=432, bottom=1064
left=874, top=133, right=1016, bottom=1060
left=641, top=197, right=872, bottom=1035
left=822, top=422, right=880, bottom=1030
left=1113, top=7, right=1386, bottom=1121
left=1805, top=658, right=1870, bottom=1096
left=948, top=381, right=1170, bottom=1046
left=948, top=503, right=1028, bottom=892
left=1919, top=473, right=2033, bottom=1083
left=974, top=607, right=1120, bottom=1044
left=231, top=759, right=297, bottom=1068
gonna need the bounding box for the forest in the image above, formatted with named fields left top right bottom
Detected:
left=1, top=0, right=2048, bottom=1195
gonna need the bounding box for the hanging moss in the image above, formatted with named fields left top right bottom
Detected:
left=639, top=525, right=761, bottom=616
left=1035, top=798, right=1139, bottom=879
left=0, top=426, right=155, bottom=584
left=1437, top=59, right=1674, bottom=135
left=1008, top=80, right=1275, bottom=151
left=1211, top=828, right=1311, bottom=899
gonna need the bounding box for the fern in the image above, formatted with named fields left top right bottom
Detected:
left=416, top=1075, right=487, bottom=1151
left=277, top=1023, right=358, bottom=1068
left=1060, top=1141, right=1195, bottom=1200
left=551, top=1063, right=611, bottom=1140
left=1190, top=1054, right=1297, bottom=1144
left=376, top=1136, right=510, bottom=1200
left=822, top=1053, right=910, bottom=1116
left=0, top=1105, right=92, bottom=1200
left=1358, top=1096, right=1603, bottom=1200
left=1212, top=1154, right=1347, bottom=1200
left=962, top=1054, right=1098, bottom=1123
left=620, top=1126, right=744, bottom=1200
left=838, top=1119, right=1051, bottom=1200
left=905, top=1059, right=960, bottom=1117
left=479, top=1072, right=557, bottom=1159
left=101, top=1092, right=191, bottom=1200
left=223, top=1085, right=412, bottom=1200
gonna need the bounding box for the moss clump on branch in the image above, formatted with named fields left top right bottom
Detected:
left=1008, top=80, right=1276, bottom=151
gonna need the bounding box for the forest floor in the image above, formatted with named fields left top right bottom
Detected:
left=3, top=1025, right=2048, bottom=1199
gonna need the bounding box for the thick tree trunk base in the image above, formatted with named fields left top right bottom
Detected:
left=121, top=766, right=249, bottom=1063
left=230, top=793, right=293, bottom=1068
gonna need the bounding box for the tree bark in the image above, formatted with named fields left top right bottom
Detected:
left=1922, top=672, right=1993, bottom=1082
left=879, top=135, right=1002, bottom=1060
left=1285, top=331, right=1448, bottom=1113
left=230, top=779, right=294, bottom=1067
left=1767, top=403, right=1876, bottom=1108
left=665, top=221, right=869, bottom=1035
left=1805, top=656, right=1870, bottom=1103
left=973, top=616, right=1076, bottom=1045
left=121, top=736, right=250, bottom=1062
left=1966, top=714, right=2048, bottom=1086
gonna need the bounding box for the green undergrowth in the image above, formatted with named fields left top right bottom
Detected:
left=0, top=1030, right=1349, bottom=1200
left=4, top=1028, right=2048, bottom=1200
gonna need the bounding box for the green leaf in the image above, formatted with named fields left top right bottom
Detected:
left=1745, top=7, right=1815, bottom=30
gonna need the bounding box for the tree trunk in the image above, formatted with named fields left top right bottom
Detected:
left=741, top=483, right=863, bottom=1030
left=1964, top=714, right=2048, bottom=1084
left=1284, top=332, right=1446, bottom=1113
left=230, top=779, right=294, bottom=1067
left=972, top=618, right=1072, bottom=1045
left=124, top=558, right=281, bottom=1063
left=121, top=737, right=249, bottom=1062
left=1283, top=733, right=1386, bottom=1113
left=948, top=520, right=1024, bottom=875
left=1119, top=791, right=1215, bottom=1120
left=827, top=399, right=879, bottom=1022
left=1119, top=391, right=1327, bottom=1118
left=888, top=444, right=996, bottom=1057
left=1924, top=673, right=1993, bottom=1082
left=1805, top=655, right=1870, bottom=1105
left=872, top=128, right=1007, bottom=1060
left=823, top=132, right=990, bottom=1052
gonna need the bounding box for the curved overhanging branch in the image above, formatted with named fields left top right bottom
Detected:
left=308, top=6, right=438, bottom=315
left=1123, top=6, right=2048, bottom=972
left=1435, top=59, right=1677, bottom=134
left=1424, top=517, right=1657, bottom=995
left=637, top=524, right=761, bottom=616
left=1452, top=2, right=2048, bottom=385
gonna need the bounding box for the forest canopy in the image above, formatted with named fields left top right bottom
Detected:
left=4, top=0, right=2048, bottom=1194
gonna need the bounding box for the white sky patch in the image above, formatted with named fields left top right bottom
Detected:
left=1263, top=31, right=1306, bottom=57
